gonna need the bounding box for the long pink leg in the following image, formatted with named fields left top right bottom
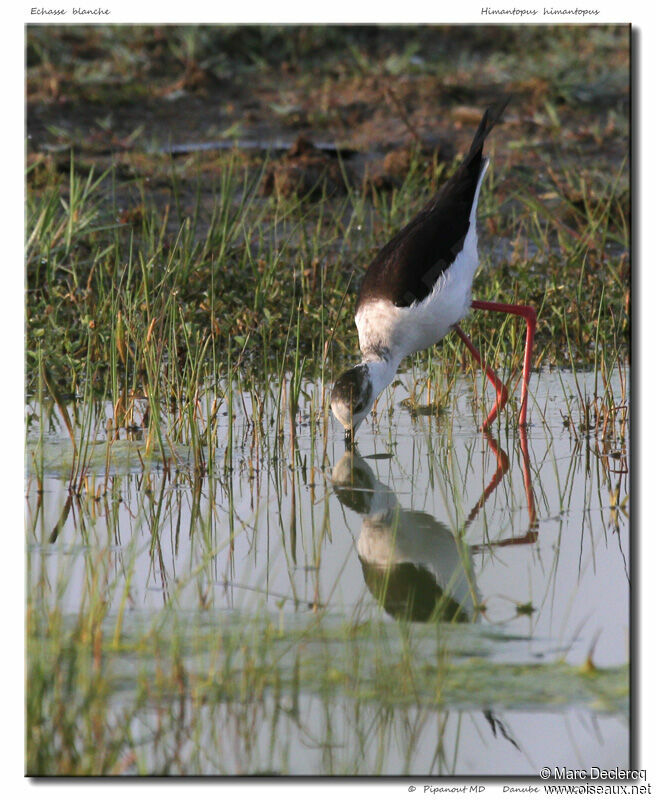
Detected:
left=453, top=324, right=507, bottom=430
left=454, top=302, right=536, bottom=429
left=471, top=300, right=536, bottom=428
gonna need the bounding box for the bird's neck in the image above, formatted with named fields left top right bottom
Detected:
left=363, top=353, right=400, bottom=400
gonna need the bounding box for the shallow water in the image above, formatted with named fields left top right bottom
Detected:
left=25, top=366, right=629, bottom=775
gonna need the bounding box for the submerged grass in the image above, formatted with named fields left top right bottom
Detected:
left=25, top=361, right=630, bottom=775
left=26, top=603, right=628, bottom=776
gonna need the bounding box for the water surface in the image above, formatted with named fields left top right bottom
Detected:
left=26, top=367, right=629, bottom=775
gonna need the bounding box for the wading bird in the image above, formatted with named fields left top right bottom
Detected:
left=331, top=100, right=536, bottom=441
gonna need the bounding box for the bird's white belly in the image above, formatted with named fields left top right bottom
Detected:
left=355, top=152, right=485, bottom=363
left=356, top=243, right=479, bottom=359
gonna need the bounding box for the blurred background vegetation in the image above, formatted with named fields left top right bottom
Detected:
left=26, top=25, right=630, bottom=396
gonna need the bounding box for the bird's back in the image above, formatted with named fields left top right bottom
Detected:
left=356, top=100, right=508, bottom=312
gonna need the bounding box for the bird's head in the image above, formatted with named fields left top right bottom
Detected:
left=331, top=364, right=375, bottom=441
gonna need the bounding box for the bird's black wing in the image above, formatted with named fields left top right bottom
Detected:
left=356, top=100, right=508, bottom=311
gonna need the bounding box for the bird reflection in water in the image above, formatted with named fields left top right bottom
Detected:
left=331, top=430, right=538, bottom=624
left=332, top=430, right=537, bottom=753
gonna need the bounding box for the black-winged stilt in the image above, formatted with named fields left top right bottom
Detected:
left=331, top=100, right=536, bottom=440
